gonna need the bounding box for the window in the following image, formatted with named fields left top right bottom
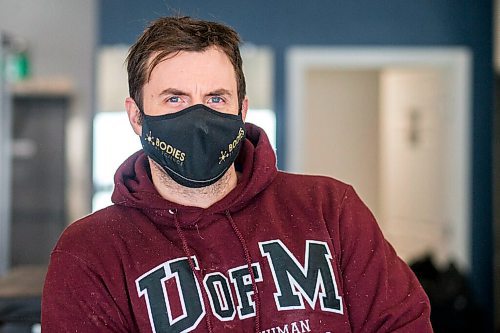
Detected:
left=92, top=112, right=141, bottom=211
left=245, top=109, right=276, bottom=149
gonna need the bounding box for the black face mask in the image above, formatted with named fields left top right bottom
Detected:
left=140, top=104, right=246, bottom=188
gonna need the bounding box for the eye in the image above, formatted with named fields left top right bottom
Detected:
left=167, top=96, right=181, bottom=103
left=208, top=96, right=224, bottom=104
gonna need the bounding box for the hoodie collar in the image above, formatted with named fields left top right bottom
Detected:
left=111, top=123, right=278, bottom=227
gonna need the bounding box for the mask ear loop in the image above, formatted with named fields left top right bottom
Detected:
left=132, top=99, right=145, bottom=125
left=237, top=97, right=246, bottom=120
left=136, top=108, right=144, bottom=125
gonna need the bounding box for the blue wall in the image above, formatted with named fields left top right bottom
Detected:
left=99, top=0, right=494, bottom=327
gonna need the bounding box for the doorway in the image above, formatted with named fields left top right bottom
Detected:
left=286, top=47, right=471, bottom=270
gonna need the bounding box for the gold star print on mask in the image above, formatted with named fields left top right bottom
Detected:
left=219, top=150, right=230, bottom=164
left=146, top=131, right=155, bottom=145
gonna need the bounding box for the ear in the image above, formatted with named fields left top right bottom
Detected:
left=241, top=96, right=249, bottom=122
left=125, top=97, right=142, bottom=136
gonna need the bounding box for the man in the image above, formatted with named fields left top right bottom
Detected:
left=42, top=16, right=432, bottom=332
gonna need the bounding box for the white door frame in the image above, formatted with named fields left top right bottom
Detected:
left=286, top=47, right=472, bottom=269
left=0, top=39, right=12, bottom=276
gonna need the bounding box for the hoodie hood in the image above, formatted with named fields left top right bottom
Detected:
left=111, top=122, right=278, bottom=227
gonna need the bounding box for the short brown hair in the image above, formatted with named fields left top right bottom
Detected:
left=126, top=16, right=246, bottom=112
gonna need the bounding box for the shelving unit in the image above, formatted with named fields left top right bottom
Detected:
left=10, top=81, right=71, bottom=268
left=1, top=34, right=73, bottom=276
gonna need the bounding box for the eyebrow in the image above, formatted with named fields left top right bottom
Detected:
left=158, top=88, right=187, bottom=97
left=206, top=89, right=232, bottom=97
left=158, top=88, right=233, bottom=98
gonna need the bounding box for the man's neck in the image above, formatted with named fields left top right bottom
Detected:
left=149, top=160, right=239, bottom=209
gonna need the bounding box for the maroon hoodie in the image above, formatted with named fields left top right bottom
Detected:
left=42, top=123, right=432, bottom=332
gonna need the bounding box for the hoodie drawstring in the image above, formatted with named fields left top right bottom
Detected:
left=171, top=209, right=214, bottom=333
left=225, top=210, right=261, bottom=333
left=171, top=208, right=261, bottom=333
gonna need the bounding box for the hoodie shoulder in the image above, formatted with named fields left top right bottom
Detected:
left=273, top=171, right=351, bottom=197
left=262, top=171, right=353, bottom=219
left=53, top=205, right=139, bottom=257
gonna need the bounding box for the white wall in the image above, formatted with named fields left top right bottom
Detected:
left=0, top=0, right=97, bottom=222
left=299, top=67, right=455, bottom=264
left=303, top=69, right=381, bottom=218
left=379, top=68, right=452, bottom=265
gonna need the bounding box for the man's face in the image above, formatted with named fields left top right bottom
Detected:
left=141, top=46, right=244, bottom=117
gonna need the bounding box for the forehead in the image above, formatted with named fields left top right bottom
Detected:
left=146, top=47, right=237, bottom=91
